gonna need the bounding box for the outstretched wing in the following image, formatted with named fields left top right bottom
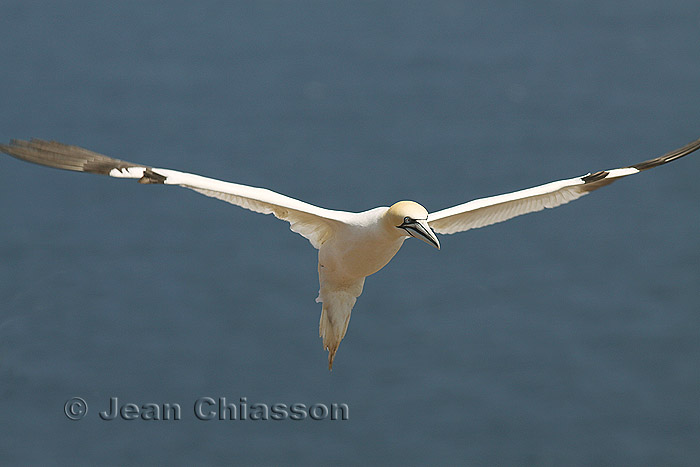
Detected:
left=0, top=139, right=350, bottom=248
left=428, top=137, right=700, bottom=235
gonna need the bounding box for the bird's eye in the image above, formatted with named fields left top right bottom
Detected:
left=403, top=216, right=412, bottom=224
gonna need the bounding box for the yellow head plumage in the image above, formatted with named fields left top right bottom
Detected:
left=384, top=201, right=440, bottom=249
left=386, top=201, right=429, bottom=226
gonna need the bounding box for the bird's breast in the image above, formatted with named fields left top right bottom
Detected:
left=318, top=226, right=405, bottom=282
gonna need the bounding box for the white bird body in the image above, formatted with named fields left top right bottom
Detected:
left=315, top=205, right=431, bottom=367
left=319, top=207, right=403, bottom=282
left=2, top=137, right=698, bottom=369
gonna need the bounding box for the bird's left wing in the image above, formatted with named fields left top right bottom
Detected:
left=428, top=137, right=700, bottom=234
left=0, top=139, right=349, bottom=248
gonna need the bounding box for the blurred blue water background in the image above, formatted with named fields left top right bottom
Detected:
left=1, top=1, right=699, bottom=465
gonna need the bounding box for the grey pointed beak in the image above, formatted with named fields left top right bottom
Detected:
left=402, top=219, right=440, bottom=250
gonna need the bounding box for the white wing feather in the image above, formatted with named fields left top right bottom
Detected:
left=429, top=137, right=700, bottom=234
left=0, top=139, right=349, bottom=249
left=428, top=175, right=599, bottom=234
left=155, top=169, right=347, bottom=248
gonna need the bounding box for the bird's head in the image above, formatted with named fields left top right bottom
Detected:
left=386, top=201, right=440, bottom=250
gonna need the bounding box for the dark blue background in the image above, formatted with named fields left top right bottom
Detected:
left=1, top=1, right=699, bottom=465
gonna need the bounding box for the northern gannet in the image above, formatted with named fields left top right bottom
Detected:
left=2, top=137, right=699, bottom=369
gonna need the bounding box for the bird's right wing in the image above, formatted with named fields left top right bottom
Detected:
left=0, top=139, right=350, bottom=249
left=428, top=137, right=700, bottom=235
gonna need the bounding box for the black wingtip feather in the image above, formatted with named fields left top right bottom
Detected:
left=631, top=137, right=700, bottom=171
left=0, top=139, right=142, bottom=175
left=581, top=170, right=609, bottom=183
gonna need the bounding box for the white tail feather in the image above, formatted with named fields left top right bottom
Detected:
left=316, top=278, right=365, bottom=370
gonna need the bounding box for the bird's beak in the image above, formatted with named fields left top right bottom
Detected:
left=402, top=219, right=440, bottom=250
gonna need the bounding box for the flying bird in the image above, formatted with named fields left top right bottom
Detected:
left=2, top=137, right=699, bottom=369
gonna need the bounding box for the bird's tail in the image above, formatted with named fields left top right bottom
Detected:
left=316, top=279, right=364, bottom=370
